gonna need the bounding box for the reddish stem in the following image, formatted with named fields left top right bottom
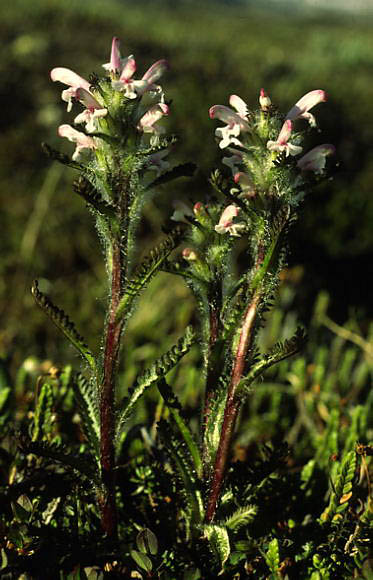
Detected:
left=206, top=290, right=261, bottom=522
left=99, top=241, right=123, bottom=538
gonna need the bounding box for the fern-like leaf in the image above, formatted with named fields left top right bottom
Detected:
left=115, top=228, right=183, bottom=323
left=320, top=450, right=357, bottom=523
left=19, top=437, right=99, bottom=483
left=235, top=327, right=307, bottom=398
left=203, top=524, right=230, bottom=570
left=146, top=163, right=196, bottom=189
left=73, top=373, right=100, bottom=459
left=264, top=537, right=280, bottom=575
left=31, top=281, right=96, bottom=373
left=157, top=378, right=202, bottom=477
left=72, top=176, right=116, bottom=217
left=158, top=420, right=204, bottom=533
left=41, top=142, right=83, bottom=170
left=32, top=380, right=54, bottom=442
left=220, top=504, right=257, bottom=532
left=116, top=326, right=195, bottom=442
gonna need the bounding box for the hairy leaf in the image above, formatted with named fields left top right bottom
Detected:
left=72, top=176, right=116, bottom=217
left=31, top=281, right=96, bottom=373
left=221, top=504, right=257, bottom=532
left=236, top=326, right=307, bottom=397
left=19, top=437, right=99, bottom=483
left=115, top=228, right=183, bottom=323
left=158, top=420, right=204, bottom=532
left=146, top=162, right=196, bottom=189
left=157, top=379, right=202, bottom=477
left=116, top=326, right=195, bottom=442
left=203, top=524, right=230, bottom=570
left=73, top=373, right=100, bottom=459
left=320, top=450, right=357, bottom=523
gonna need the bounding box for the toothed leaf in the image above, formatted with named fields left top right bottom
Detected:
left=32, top=380, right=54, bottom=442
left=41, top=142, right=83, bottom=170
left=157, top=378, right=202, bottom=477
left=146, top=163, right=196, bottom=189
left=203, top=524, right=230, bottom=570
left=221, top=505, right=257, bottom=532
left=31, top=280, right=96, bottom=373
left=116, top=326, right=195, bottom=441
left=320, top=450, right=357, bottom=523
left=19, top=437, right=99, bottom=483
left=73, top=373, right=100, bottom=459
left=115, top=228, right=183, bottom=323
left=72, top=176, right=116, bottom=217
left=158, top=420, right=204, bottom=530
left=235, top=327, right=307, bottom=397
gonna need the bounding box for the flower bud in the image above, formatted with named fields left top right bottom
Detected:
left=259, top=88, right=271, bottom=112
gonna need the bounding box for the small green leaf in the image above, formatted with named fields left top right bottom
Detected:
left=32, top=280, right=96, bottom=373
left=136, top=528, right=158, bottom=555
left=264, top=538, right=280, bottom=575
left=204, top=524, right=230, bottom=570
left=130, top=550, right=153, bottom=572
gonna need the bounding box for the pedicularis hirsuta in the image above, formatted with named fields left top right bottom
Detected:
left=38, top=37, right=334, bottom=539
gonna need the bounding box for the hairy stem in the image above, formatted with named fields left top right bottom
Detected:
left=206, top=289, right=261, bottom=522
left=99, top=240, right=123, bottom=538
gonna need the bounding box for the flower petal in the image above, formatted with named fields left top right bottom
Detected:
left=142, top=59, right=169, bottom=84
left=50, top=67, right=91, bottom=91
left=286, top=89, right=327, bottom=122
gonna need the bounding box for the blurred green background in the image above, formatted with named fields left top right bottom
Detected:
left=1, top=0, right=372, bottom=370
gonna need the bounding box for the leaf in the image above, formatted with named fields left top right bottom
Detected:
left=320, top=450, right=357, bottom=523
left=115, top=228, right=183, bottom=324
left=136, top=528, right=158, bottom=555
left=32, top=380, right=54, bottom=441
left=235, top=327, right=307, bottom=398
left=146, top=162, right=196, bottom=189
left=158, top=420, right=204, bottom=531
left=264, top=538, right=280, bottom=575
left=41, top=142, right=83, bottom=170
left=116, top=326, right=195, bottom=441
left=73, top=373, right=100, bottom=459
left=19, top=437, right=99, bottom=484
left=130, top=550, right=152, bottom=572
left=157, top=379, right=202, bottom=477
left=31, top=280, right=96, bottom=373
left=72, top=176, right=116, bottom=217
left=221, top=505, right=257, bottom=532
left=203, top=524, right=230, bottom=570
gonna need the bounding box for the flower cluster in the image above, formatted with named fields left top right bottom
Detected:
left=209, top=88, right=335, bottom=236
left=51, top=37, right=170, bottom=161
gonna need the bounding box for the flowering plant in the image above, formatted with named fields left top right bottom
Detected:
left=4, top=36, right=370, bottom=579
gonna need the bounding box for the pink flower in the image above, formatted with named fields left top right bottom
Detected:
left=297, top=144, right=335, bottom=174
left=286, top=89, right=327, bottom=128
left=51, top=68, right=92, bottom=112
left=214, top=205, right=246, bottom=237
left=51, top=68, right=107, bottom=132
left=105, top=37, right=169, bottom=99
left=209, top=95, right=250, bottom=149
left=267, top=120, right=303, bottom=157
left=259, top=88, right=271, bottom=112
left=234, top=172, right=255, bottom=197
left=137, top=103, right=169, bottom=135
left=57, top=124, right=96, bottom=161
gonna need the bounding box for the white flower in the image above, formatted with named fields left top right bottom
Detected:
left=267, top=120, right=303, bottom=157
left=286, top=89, right=327, bottom=128
left=215, top=205, right=246, bottom=237
left=297, top=144, right=335, bottom=174
left=209, top=96, right=250, bottom=149
left=57, top=124, right=96, bottom=161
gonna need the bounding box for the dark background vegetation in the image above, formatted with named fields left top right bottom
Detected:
left=1, top=0, right=372, bottom=368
